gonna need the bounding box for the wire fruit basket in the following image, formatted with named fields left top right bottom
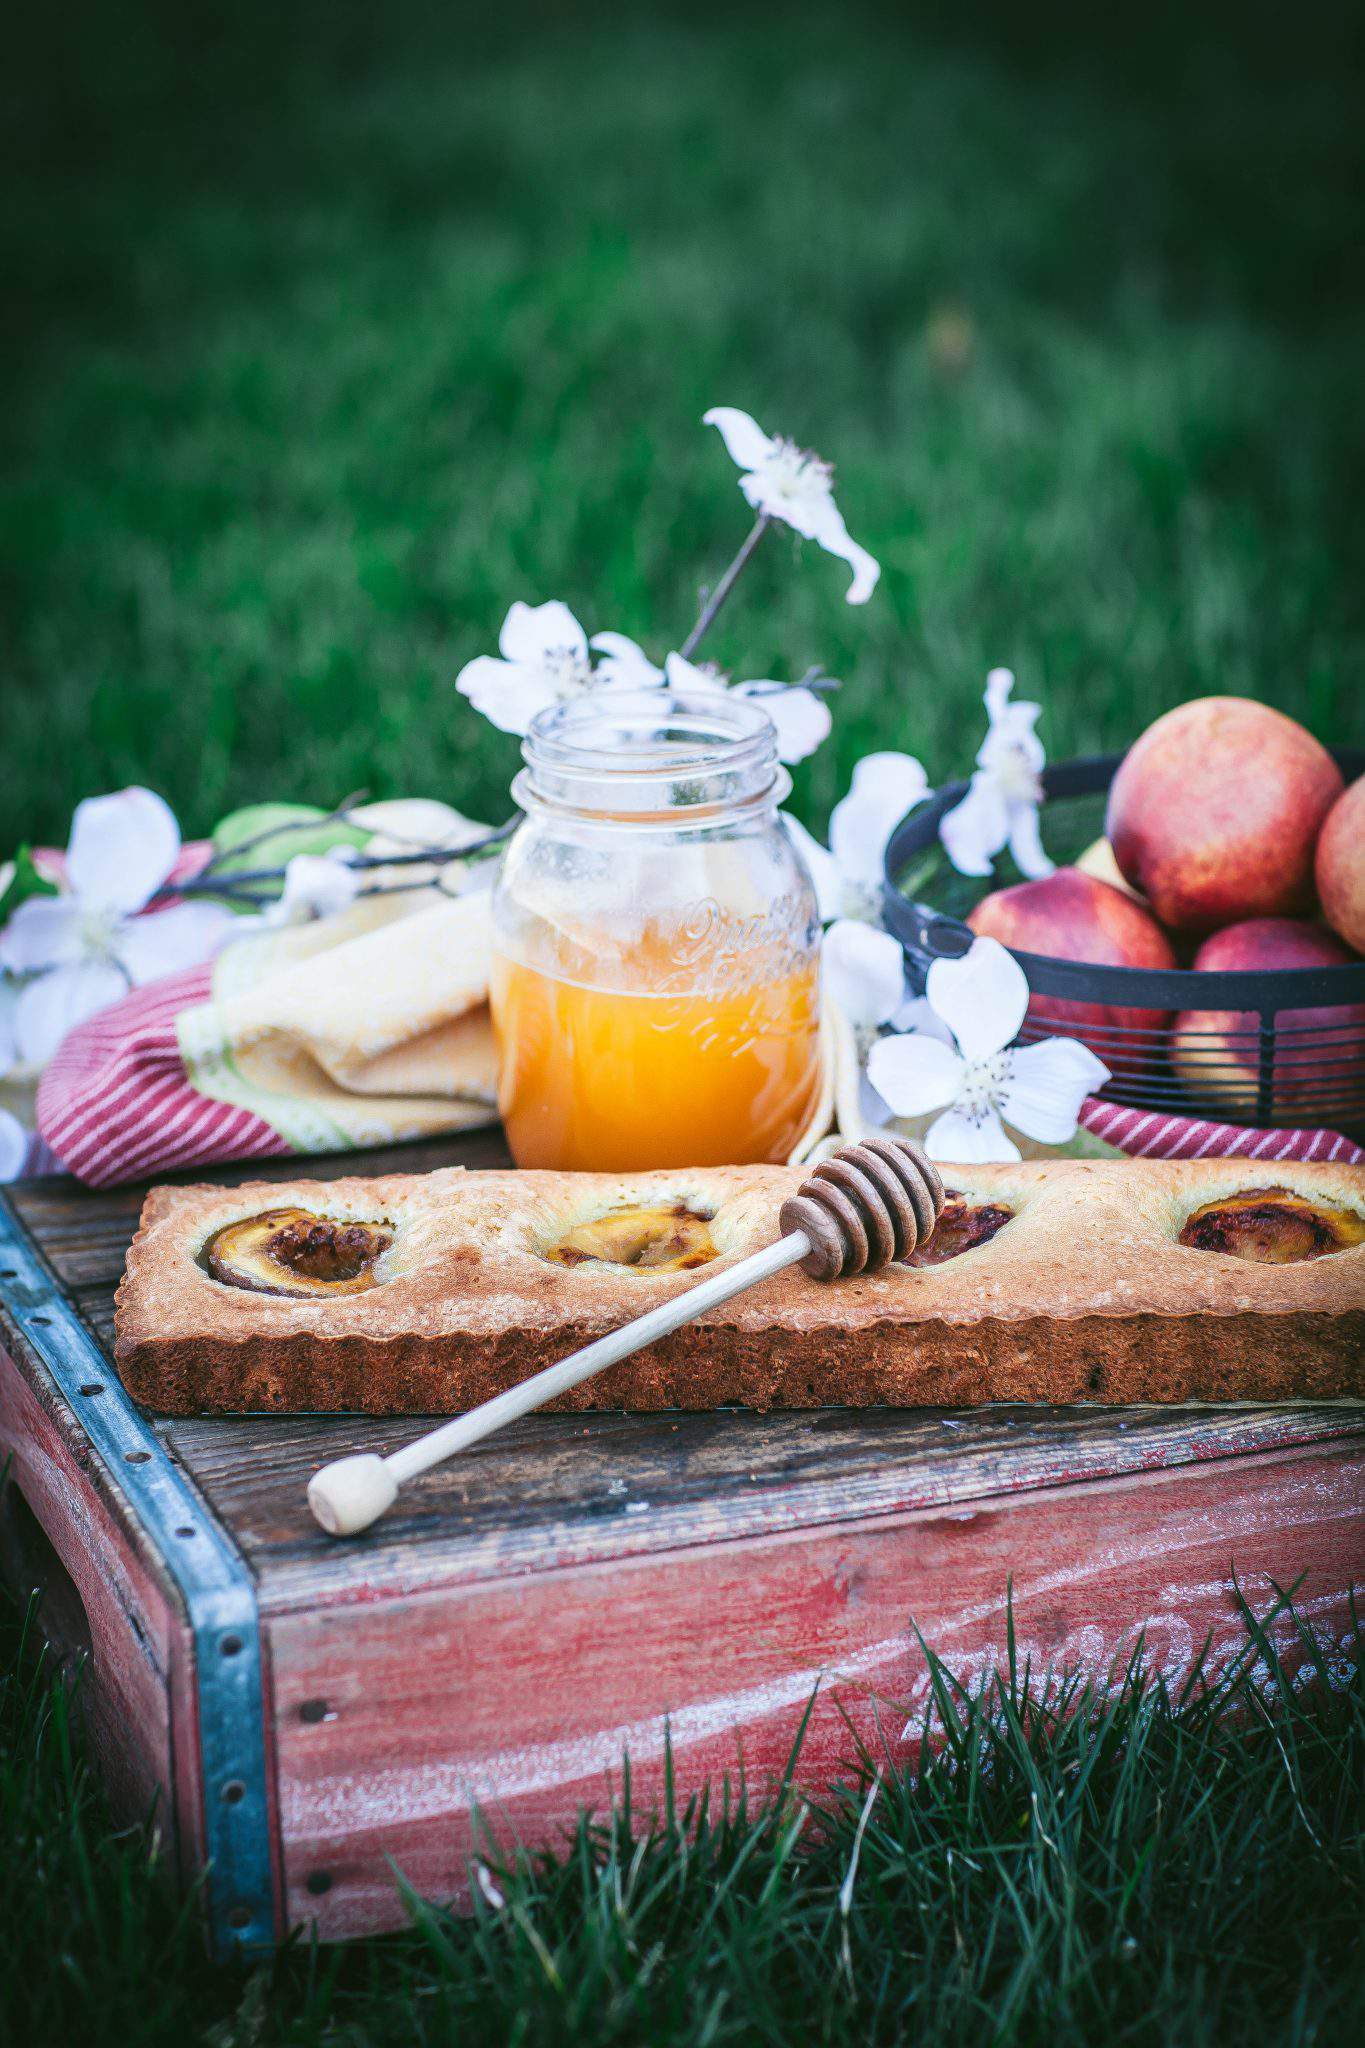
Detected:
left=882, top=749, right=1365, bottom=1139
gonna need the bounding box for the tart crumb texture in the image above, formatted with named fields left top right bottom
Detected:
left=113, top=1159, right=1365, bottom=1416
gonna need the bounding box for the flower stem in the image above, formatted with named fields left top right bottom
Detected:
left=166, top=820, right=517, bottom=901
left=678, top=513, right=772, bottom=660
left=194, top=791, right=370, bottom=876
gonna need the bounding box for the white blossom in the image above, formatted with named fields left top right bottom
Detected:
left=264, top=850, right=364, bottom=927
left=783, top=752, right=931, bottom=924
left=587, top=631, right=666, bottom=691
left=663, top=652, right=831, bottom=765
left=939, top=668, right=1053, bottom=880
left=703, top=407, right=880, bottom=604
left=0, top=789, right=236, bottom=1068
left=0, top=1107, right=26, bottom=1182
left=822, top=919, right=908, bottom=1037
left=818, top=918, right=954, bottom=1136
left=0, top=976, right=25, bottom=1179
left=455, top=601, right=665, bottom=736
left=866, top=936, right=1108, bottom=1162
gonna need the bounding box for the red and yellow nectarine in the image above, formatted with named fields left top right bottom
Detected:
left=967, top=866, right=1177, bottom=1071
left=1170, top=917, right=1365, bottom=1118
left=1105, top=697, right=1342, bottom=932
left=1315, top=776, right=1365, bottom=955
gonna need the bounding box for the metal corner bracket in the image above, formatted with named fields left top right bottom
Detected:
left=0, top=1195, right=275, bottom=1960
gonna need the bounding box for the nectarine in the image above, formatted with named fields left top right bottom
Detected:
left=1106, top=697, right=1342, bottom=932
left=1315, top=776, right=1365, bottom=954
left=1170, top=917, right=1365, bottom=1119
left=968, top=866, right=1177, bottom=1071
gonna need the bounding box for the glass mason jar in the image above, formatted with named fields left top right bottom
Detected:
left=490, top=689, right=824, bottom=1171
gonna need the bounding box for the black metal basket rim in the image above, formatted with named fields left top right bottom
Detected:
left=882, top=747, right=1365, bottom=1008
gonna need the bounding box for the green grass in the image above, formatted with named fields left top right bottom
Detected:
left=3, top=1575, right=1362, bottom=2045
left=2, top=1, right=1363, bottom=855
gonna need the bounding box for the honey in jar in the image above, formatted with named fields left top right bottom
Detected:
left=490, top=691, right=824, bottom=1171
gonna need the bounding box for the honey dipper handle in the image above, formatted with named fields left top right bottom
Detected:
left=306, top=1136, right=943, bottom=1538
left=307, top=1231, right=810, bottom=1536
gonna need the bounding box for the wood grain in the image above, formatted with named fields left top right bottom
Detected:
left=268, top=1439, right=1365, bottom=1940
left=163, top=1400, right=1365, bottom=1610
left=5, top=1135, right=1365, bottom=1947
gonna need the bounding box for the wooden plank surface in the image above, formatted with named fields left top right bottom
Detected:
left=270, top=1439, right=1365, bottom=1939
left=8, top=1134, right=1365, bottom=1619
left=162, top=1401, right=1365, bottom=1609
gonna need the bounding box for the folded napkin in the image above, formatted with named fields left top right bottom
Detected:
left=38, top=889, right=500, bottom=1186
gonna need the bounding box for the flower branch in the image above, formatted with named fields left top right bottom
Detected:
left=452, top=405, right=880, bottom=762
left=191, top=791, right=372, bottom=877
left=678, top=512, right=772, bottom=659
left=167, top=820, right=515, bottom=902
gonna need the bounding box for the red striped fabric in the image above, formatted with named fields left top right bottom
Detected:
left=35, top=967, right=1365, bottom=1184
left=36, top=965, right=288, bottom=1188
left=1079, top=1097, right=1364, bottom=1166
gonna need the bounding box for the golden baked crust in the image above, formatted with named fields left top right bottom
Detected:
left=113, top=1159, right=1365, bottom=1414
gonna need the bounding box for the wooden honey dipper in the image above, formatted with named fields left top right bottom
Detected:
left=307, top=1139, right=945, bottom=1537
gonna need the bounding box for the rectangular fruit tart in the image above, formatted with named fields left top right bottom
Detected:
left=112, top=1158, right=1365, bottom=1415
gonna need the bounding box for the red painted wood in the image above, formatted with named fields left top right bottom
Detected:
left=0, top=1336, right=201, bottom=1883
left=268, top=1439, right=1365, bottom=1941
left=163, top=1401, right=1364, bottom=1611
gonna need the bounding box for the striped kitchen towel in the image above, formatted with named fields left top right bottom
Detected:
left=37, top=888, right=501, bottom=1186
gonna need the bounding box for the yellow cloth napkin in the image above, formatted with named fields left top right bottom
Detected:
left=177, top=885, right=501, bottom=1155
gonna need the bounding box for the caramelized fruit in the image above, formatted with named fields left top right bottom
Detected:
left=1178, top=1186, right=1365, bottom=1264
left=545, top=1201, right=719, bottom=1273
left=204, top=1208, right=393, bottom=1297
left=903, top=1193, right=1014, bottom=1267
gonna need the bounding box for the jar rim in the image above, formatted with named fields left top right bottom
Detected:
left=516, top=688, right=788, bottom=821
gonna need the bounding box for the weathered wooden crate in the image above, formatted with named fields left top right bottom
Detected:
left=2, top=1132, right=1363, bottom=1959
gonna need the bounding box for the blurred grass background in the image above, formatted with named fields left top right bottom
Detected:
left=2, top=0, right=1363, bottom=849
